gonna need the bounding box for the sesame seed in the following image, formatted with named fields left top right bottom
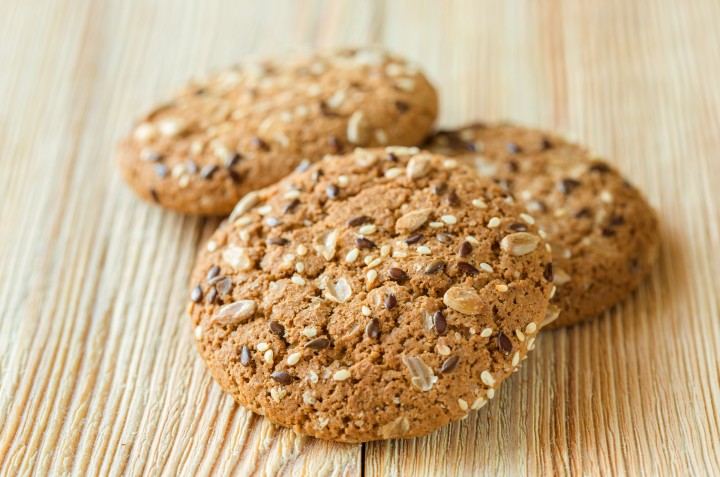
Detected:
left=441, top=215, right=457, bottom=225
left=380, top=245, right=391, bottom=257
left=291, top=274, right=306, bottom=285
left=516, top=329, right=526, bottom=342
left=443, top=159, right=458, bottom=169
left=512, top=352, right=520, bottom=367
left=257, top=342, right=270, bottom=352
left=417, top=246, right=431, bottom=255
left=528, top=337, right=536, bottom=350
left=287, top=352, right=301, bottom=366
left=338, top=175, right=349, bottom=187
left=363, top=255, right=374, bottom=266
left=519, top=213, right=535, bottom=225
left=375, top=129, right=389, bottom=144
left=240, top=230, right=250, bottom=241
left=206, top=241, right=218, bottom=252
left=385, top=167, right=404, bottom=179
left=236, top=216, right=252, bottom=226
left=550, top=285, right=557, bottom=299
left=333, top=369, right=351, bottom=381
left=481, top=370, right=496, bottom=386
left=601, top=190, right=614, bottom=203
left=358, top=224, right=377, bottom=235
left=472, top=199, right=488, bottom=208
left=367, top=258, right=382, bottom=268
left=257, top=204, right=273, bottom=215
left=437, top=344, right=451, bottom=356
left=495, top=284, right=509, bottom=292
left=487, top=217, right=501, bottom=228
left=392, top=251, right=408, bottom=258
left=264, top=349, right=274, bottom=364
left=302, top=327, right=317, bottom=338
left=362, top=305, right=372, bottom=316
left=466, top=236, right=480, bottom=245
left=134, top=123, right=156, bottom=142
left=471, top=397, right=487, bottom=410
left=428, top=221, right=444, bottom=228
left=308, top=370, right=319, bottom=383
left=458, top=399, right=469, bottom=411
left=480, top=262, right=494, bottom=273
left=481, top=327, right=493, bottom=338
left=367, top=269, right=378, bottom=282
left=284, top=189, right=301, bottom=200
left=346, top=248, right=360, bottom=262
left=395, top=77, right=415, bottom=92
left=525, top=322, right=537, bottom=334
left=194, top=325, right=203, bottom=340
left=487, top=388, right=495, bottom=399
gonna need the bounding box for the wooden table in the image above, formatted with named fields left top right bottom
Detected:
left=2, top=0, right=719, bottom=475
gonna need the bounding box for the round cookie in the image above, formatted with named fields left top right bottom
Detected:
left=189, top=147, right=553, bottom=442
left=427, top=123, right=659, bottom=328
left=118, top=47, right=438, bottom=215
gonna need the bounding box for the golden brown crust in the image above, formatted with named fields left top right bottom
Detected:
left=189, top=148, right=553, bottom=442
left=117, top=48, right=438, bottom=215
left=426, top=123, right=660, bottom=328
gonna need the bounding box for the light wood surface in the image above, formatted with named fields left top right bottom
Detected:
left=1, top=0, right=719, bottom=475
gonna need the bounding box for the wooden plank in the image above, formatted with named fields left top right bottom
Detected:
left=0, top=0, right=719, bottom=475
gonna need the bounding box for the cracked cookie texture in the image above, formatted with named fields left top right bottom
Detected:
left=427, top=123, right=659, bottom=328
left=189, top=147, right=553, bottom=442
left=118, top=47, right=438, bottom=215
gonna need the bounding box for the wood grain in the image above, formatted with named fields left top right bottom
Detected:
left=1, top=0, right=718, bottom=475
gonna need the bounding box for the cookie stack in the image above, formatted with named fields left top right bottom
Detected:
left=118, top=48, right=659, bottom=442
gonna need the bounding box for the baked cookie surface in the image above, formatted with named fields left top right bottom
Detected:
left=118, top=48, right=438, bottom=215
left=189, top=148, right=553, bottom=442
left=427, top=124, right=659, bottom=328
